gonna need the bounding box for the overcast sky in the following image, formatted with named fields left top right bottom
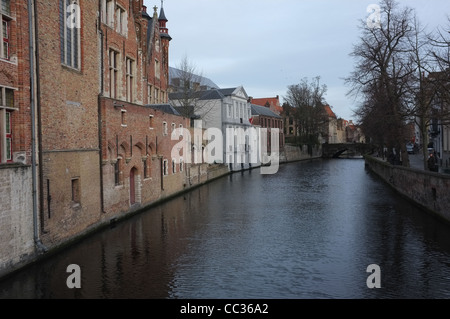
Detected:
left=144, top=0, right=450, bottom=121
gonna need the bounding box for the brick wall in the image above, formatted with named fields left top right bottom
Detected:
left=36, top=0, right=102, bottom=246
left=100, top=97, right=190, bottom=216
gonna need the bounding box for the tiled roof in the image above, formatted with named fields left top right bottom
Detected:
left=251, top=104, right=281, bottom=118
left=251, top=97, right=283, bottom=114
left=324, top=104, right=337, bottom=118
left=146, top=104, right=182, bottom=116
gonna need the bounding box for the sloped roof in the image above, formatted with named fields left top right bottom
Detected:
left=146, top=104, right=181, bottom=116
left=251, top=104, right=282, bottom=118
left=251, top=97, right=283, bottom=114
left=159, top=7, right=167, bottom=21
left=169, top=67, right=220, bottom=90
left=324, top=104, right=337, bottom=118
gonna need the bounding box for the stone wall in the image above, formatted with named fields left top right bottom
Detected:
left=280, top=144, right=322, bottom=163
left=365, top=156, right=450, bottom=223
left=0, top=165, right=35, bottom=277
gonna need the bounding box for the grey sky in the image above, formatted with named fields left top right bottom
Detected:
left=145, top=0, right=450, bottom=121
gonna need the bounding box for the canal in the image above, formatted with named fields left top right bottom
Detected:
left=1, top=159, right=450, bottom=299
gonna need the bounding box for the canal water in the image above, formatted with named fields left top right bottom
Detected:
left=1, top=159, right=450, bottom=299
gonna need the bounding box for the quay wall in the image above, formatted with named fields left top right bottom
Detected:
left=0, top=165, right=35, bottom=279
left=365, top=155, right=450, bottom=223
left=280, top=144, right=322, bottom=163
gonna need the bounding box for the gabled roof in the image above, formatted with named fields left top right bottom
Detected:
left=198, top=89, right=225, bottom=100
left=251, top=104, right=282, bottom=118
left=324, top=104, right=337, bottom=118
left=251, top=96, right=283, bottom=114
left=146, top=104, right=181, bottom=116
left=169, top=67, right=220, bottom=90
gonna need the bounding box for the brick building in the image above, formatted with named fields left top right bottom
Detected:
left=0, top=0, right=36, bottom=276
left=249, top=96, right=283, bottom=115
left=250, top=103, right=284, bottom=151
left=0, top=0, right=229, bottom=278
left=98, top=2, right=189, bottom=218
left=24, top=1, right=187, bottom=250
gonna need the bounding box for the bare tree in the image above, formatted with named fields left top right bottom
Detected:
left=346, top=0, right=416, bottom=167
left=284, top=76, right=329, bottom=145
left=169, top=55, right=215, bottom=123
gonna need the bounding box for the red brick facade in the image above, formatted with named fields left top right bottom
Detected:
left=0, top=1, right=228, bottom=276
left=0, top=1, right=31, bottom=165
left=34, top=0, right=189, bottom=246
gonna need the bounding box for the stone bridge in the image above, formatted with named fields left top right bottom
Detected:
left=322, top=143, right=375, bottom=159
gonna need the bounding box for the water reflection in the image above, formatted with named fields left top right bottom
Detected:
left=0, top=159, right=449, bottom=299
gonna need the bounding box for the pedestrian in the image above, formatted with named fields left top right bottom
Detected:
left=427, top=153, right=437, bottom=172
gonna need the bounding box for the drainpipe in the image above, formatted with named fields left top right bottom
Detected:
left=28, top=0, right=47, bottom=252
left=98, top=1, right=105, bottom=213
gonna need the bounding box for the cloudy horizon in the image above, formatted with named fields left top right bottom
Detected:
left=144, top=0, right=450, bottom=122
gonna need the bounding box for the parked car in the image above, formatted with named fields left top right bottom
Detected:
left=406, top=143, right=414, bottom=154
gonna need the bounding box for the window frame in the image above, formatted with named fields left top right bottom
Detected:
left=126, top=57, right=135, bottom=103
left=0, top=17, right=10, bottom=60
left=60, top=0, right=81, bottom=70
left=0, top=86, right=15, bottom=164
left=109, top=49, right=119, bottom=99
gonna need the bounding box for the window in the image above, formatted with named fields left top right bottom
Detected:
left=109, top=49, right=119, bottom=99
left=149, top=115, right=154, bottom=129
left=126, top=58, right=135, bottom=103
left=154, top=87, right=159, bottom=104
left=115, top=5, right=127, bottom=35
left=172, top=159, right=176, bottom=174
left=163, top=122, right=168, bottom=136
left=179, top=158, right=184, bottom=172
left=0, top=86, right=14, bottom=163
left=114, top=158, right=121, bottom=185
left=155, top=60, right=160, bottom=79
left=71, top=178, right=80, bottom=204
left=106, top=0, right=114, bottom=27
left=121, top=109, right=127, bottom=126
left=0, top=1, right=10, bottom=60
left=163, top=159, right=168, bottom=176
left=171, top=123, right=175, bottom=133
left=1, top=18, right=9, bottom=60
left=143, top=158, right=149, bottom=179
left=60, top=0, right=80, bottom=69
left=227, top=105, right=232, bottom=118
left=1, top=0, right=10, bottom=16
left=179, top=124, right=183, bottom=137
left=148, top=84, right=152, bottom=104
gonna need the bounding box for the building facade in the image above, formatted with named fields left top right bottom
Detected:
left=170, top=86, right=255, bottom=171
left=0, top=0, right=36, bottom=276
left=250, top=103, right=284, bottom=152
left=1, top=0, right=199, bottom=278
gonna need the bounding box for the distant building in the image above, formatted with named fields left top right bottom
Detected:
left=337, top=118, right=349, bottom=144
left=250, top=104, right=284, bottom=151
left=169, top=67, right=219, bottom=92
left=249, top=96, right=283, bottom=115
left=323, top=104, right=338, bottom=144
left=281, top=103, right=300, bottom=139
left=346, top=121, right=365, bottom=143
left=170, top=86, right=255, bottom=171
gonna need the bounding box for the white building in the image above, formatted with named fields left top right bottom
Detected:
left=170, top=86, right=259, bottom=171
